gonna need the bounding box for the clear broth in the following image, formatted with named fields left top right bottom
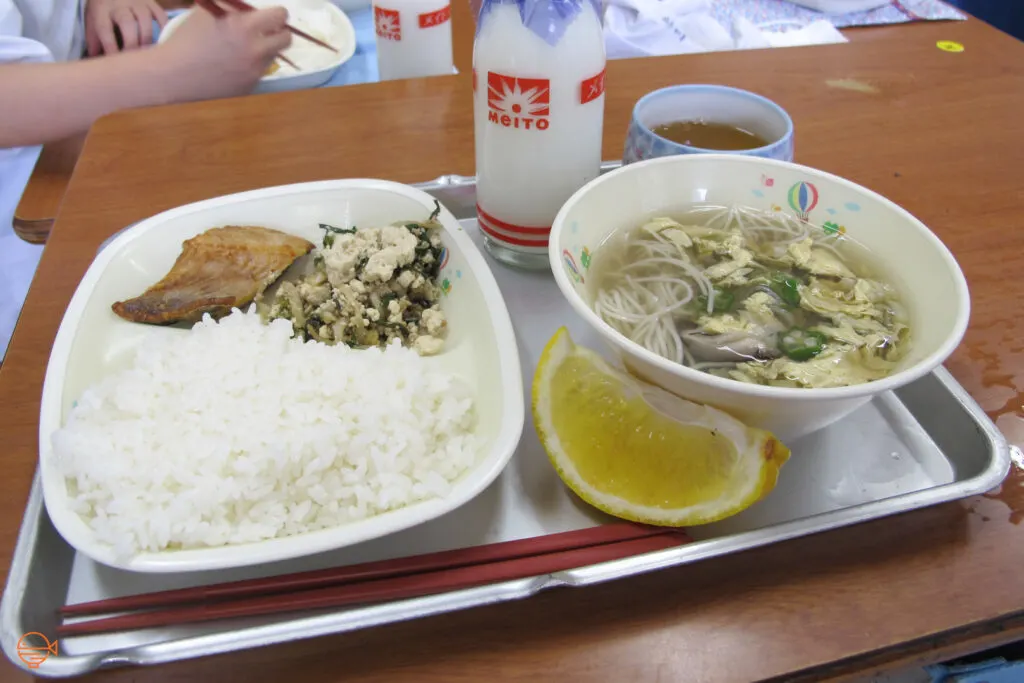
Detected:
left=587, top=204, right=912, bottom=389
left=651, top=120, right=769, bottom=151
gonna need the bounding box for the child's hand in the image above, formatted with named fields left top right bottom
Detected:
left=158, top=6, right=292, bottom=101
left=86, top=0, right=168, bottom=55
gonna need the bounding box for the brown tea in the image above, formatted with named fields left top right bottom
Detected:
left=651, top=120, right=769, bottom=151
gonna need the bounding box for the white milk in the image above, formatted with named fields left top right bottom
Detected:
left=473, top=0, right=606, bottom=268
left=373, top=0, right=454, bottom=81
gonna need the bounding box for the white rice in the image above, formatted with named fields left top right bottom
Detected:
left=51, top=308, right=478, bottom=556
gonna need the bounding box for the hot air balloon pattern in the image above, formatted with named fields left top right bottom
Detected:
left=563, top=249, right=584, bottom=284
left=787, top=181, right=819, bottom=222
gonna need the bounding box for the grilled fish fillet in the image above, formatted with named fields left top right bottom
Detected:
left=112, top=225, right=314, bottom=325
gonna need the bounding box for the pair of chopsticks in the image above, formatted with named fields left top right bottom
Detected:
left=194, top=0, right=339, bottom=72
left=59, top=523, right=689, bottom=636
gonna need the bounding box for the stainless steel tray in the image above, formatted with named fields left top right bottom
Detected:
left=1, top=168, right=1011, bottom=678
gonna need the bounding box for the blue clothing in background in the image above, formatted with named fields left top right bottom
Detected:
left=944, top=0, right=1024, bottom=40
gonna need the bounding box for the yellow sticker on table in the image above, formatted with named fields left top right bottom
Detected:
left=937, top=40, right=965, bottom=53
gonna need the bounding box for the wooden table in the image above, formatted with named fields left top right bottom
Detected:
left=3, top=7, right=1024, bottom=682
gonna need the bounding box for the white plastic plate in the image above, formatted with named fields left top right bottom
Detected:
left=38, top=179, right=524, bottom=572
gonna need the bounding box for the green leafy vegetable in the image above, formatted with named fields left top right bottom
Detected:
left=319, top=223, right=357, bottom=248
left=320, top=223, right=357, bottom=234
left=697, top=287, right=735, bottom=313
left=779, top=328, right=827, bottom=361
left=769, top=272, right=801, bottom=307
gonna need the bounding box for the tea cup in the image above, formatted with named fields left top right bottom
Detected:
left=623, top=85, right=795, bottom=165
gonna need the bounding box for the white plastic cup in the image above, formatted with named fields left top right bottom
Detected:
left=373, top=0, right=454, bottom=81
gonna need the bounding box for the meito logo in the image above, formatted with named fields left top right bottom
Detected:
left=17, top=633, right=58, bottom=669
left=418, top=5, right=451, bottom=28
left=486, top=72, right=550, bottom=131
left=374, top=6, right=401, bottom=41
left=580, top=68, right=606, bottom=105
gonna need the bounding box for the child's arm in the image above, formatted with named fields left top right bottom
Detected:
left=0, top=7, right=291, bottom=149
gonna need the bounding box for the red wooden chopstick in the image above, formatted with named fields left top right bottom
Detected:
left=194, top=0, right=300, bottom=69
left=58, top=532, right=685, bottom=636
left=220, top=0, right=340, bottom=53
left=63, top=523, right=678, bottom=617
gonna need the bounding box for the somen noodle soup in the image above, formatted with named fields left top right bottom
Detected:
left=588, top=204, right=911, bottom=389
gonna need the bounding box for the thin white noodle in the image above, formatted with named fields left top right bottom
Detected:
left=591, top=201, right=884, bottom=378
left=732, top=208, right=747, bottom=233
left=624, top=257, right=712, bottom=298
left=669, top=322, right=684, bottom=364
left=595, top=291, right=649, bottom=323
left=617, top=284, right=652, bottom=313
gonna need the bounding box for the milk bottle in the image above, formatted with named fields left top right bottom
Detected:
left=374, top=0, right=454, bottom=81
left=473, top=0, right=606, bottom=269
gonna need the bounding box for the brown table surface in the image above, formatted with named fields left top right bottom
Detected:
left=3, top=6, right=1024, bottom=682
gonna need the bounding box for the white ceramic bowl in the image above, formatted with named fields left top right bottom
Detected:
left=40, top=180, right=524, bottom=572
left=158, top=0, right=356, bottom=94
left=550, top=155, right=970, bottom=442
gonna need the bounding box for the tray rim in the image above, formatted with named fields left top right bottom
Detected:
left=0, top=170, right=1011, bottom=678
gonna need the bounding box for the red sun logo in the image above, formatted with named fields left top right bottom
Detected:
left=374, top=7, right=401, bottom=41
left=487, top=73, right=550, bottom=117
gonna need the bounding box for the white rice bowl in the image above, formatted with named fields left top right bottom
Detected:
left=51, top=308, right=478, bottom=558
left=156, top=0, right=357, bottom=93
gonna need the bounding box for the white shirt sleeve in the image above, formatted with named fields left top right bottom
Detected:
left=1, top=0, right=88, bottom=64
left=0, top=0, right=56, bottom=64
left=0, top=0, right=85, bottom=237
left=0, top=0, right=49, bottom=244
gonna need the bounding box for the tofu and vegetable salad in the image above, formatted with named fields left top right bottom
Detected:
left=266, top=202, right=448, bottom=355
